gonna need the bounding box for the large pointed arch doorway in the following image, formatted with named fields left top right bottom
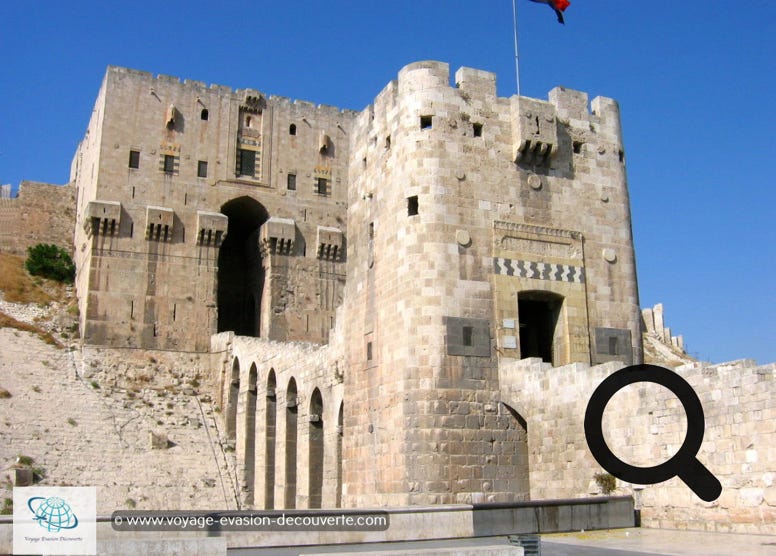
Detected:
left=217, top=197, right=268, bottom=336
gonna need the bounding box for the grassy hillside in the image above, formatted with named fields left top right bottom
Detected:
left=0, top=252, right=57, bottom=305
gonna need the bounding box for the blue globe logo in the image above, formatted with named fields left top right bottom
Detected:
left=27, top=496, right=79, bottom=532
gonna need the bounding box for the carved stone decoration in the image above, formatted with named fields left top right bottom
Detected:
left=456, top=229, right=471, bottom=247
left=318, top=131, right=332, bottom=154
left=527, top=173, right=542, bottom=190
left=165, top=104, right=177, bottom=128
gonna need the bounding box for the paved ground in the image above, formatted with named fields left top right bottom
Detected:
left=230, top=528, right=776, bottom=555
left=542, top=528, right=776, bottom=556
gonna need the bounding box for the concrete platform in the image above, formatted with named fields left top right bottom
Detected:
left=542, top=527, right=776, bottom=556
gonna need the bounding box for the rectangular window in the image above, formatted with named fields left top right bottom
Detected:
left=366, top=341, right=373, bottom=361
left=462, top=326, right=474, bottom=347
left=316, top=178, right=328, bottom=195
left=197, top=160, right=208, bottom=178
left=473, top=123, right=483, bottom=137
left=609, top=336, right=619, bottom=356
left=287, top=173, right=297, bottom=190
left=407, top=196, right=419, bottom=216
left=237, top=149, right=256, bottom=177
left=128, top=150, right=140, bottom=169
left=163, top=154, right=175, bottom=173
left=420, top=115, right=433, bottom=130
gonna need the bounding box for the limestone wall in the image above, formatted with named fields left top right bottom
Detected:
left=0, top=181, right=75, bottom=255
left=642, top=303, right=685, bottom=352
left=500, top=357, right=776, bottom=534
left=341, top=60, right=640, bottom=507
left=210, top=332, right=345, bottom=510
left=0, top=329, right=236, bottom=514
left=79, top=344, right=213, bottom=390
left=71, top=67, right=352, bottom=351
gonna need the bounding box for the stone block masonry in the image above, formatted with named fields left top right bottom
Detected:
left=342, top=60, right=639, bottom=507
left=500, top=357, right=776, bottom=534
left=0, top=329, right=236, bottom=513
left=0, top=181, right=75, bottom=255
left=8, top=59, right=770, bottom=534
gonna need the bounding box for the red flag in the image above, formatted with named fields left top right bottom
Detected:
left=528, top=0, right=570, bottom=24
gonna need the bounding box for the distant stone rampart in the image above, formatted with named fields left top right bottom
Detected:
left=0, top=181, right=75, bottom=255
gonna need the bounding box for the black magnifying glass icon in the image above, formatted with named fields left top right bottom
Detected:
left=584, top=364, right=722, bottom=502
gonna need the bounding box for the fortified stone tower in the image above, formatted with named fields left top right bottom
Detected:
left=71, top=67, right=354, bottom=352
left=341, top=61, right=641, bottom=506
left=65, top=61, right=642, bottom=511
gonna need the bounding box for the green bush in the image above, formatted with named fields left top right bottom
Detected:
left=25, top=244, right=75, bottom=283
left=594, top=472, right=617, bottom=495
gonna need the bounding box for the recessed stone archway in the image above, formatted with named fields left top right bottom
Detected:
left=285, top=377, right=298, bottom=509
left=265, top=369, right=277, bottom=509
left=243, top=363, right=258, bottom=505
left=217, top=197, right=269, bottom=337
left=226, top=357, right=240, bottom=443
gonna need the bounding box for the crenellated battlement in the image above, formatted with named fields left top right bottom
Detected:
left=353, top=61, right=624, bottom=165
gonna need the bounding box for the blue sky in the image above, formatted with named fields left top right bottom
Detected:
left=1, top=1, right=773, bottom=364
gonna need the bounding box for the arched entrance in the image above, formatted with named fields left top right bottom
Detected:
left=218, top=197, right=269, bottom=336
left=517, top=291, right=564, bottom=365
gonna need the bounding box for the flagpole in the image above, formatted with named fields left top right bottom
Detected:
left=512, top=0, right=521, bottom=96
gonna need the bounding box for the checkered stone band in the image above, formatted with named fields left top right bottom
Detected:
left=493, top=258, right=585, bottom=284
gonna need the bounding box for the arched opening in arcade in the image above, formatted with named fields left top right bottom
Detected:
left=284, top=378, right=298, bottom=509
left=243, top=363, right=258, bottom=505
left=226, top=358, right=240, bottom=443
left=336, top=401, right=343, bottom=508
left=308, top=388, right=324, bottom=509
left=265, top=369, right=277, bottom=509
